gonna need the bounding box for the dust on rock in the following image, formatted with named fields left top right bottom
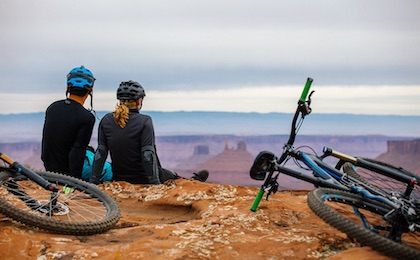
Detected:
left=0, top=179, right=393, bottom=260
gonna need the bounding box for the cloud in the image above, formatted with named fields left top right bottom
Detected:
left=0, top=0, right=419, bottom=100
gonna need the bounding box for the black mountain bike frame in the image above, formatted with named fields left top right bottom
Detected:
left=250, top=78, right=419, bottom=212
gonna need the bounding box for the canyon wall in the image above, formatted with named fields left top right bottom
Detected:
left=1, top=135, right=417, bottom=189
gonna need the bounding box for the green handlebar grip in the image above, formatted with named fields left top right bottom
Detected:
left=299, top=77, right=313, bottom=102
left=250, top=189, right=265, bottom=212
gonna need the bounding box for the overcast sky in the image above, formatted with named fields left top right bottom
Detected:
left=1, top=0, right=419, bottom=115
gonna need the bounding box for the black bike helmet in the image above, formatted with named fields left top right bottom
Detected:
left=116, top=80, right=146, bottom=101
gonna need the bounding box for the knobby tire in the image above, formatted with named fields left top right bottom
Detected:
left=0, top=170, right=120, bottom=235
left=308, top=188, right=420, bottom=260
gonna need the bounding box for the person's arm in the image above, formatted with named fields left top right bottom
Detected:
left=89, top=120, right=108, bottom=184
left=69, top=116, right=95, bottom=178
left=90, top=144, right=108, bottom=184
left=141, top=116, right=160, bottom=184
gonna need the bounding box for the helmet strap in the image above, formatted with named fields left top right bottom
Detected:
left=89, top=92, right=93, bottom=111
left=88, top=92, right=99, bottom=119
left=137, top=99, right=143, bottom=111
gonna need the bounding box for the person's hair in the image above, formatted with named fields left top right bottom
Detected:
left=68, top=87, right=90, bottom=97
left=113, top=100, right=138, bottom=128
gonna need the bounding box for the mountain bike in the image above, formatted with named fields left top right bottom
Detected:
left=0, top=152, right=121, bottom=235
left=249, top=78, right=420, bottom=259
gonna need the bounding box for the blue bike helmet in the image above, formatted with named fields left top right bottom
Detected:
left=66, top=65, right=95, bottom=90
left=117, top=80, right=146, bottom=101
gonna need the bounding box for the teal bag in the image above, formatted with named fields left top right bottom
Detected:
left=81, top=148, right=113, bottom=183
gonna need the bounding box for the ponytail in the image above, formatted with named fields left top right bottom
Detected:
left=113, top=100, right=138, bottom=128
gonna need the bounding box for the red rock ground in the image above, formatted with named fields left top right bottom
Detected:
left=0, top=179, right=392, bottom=260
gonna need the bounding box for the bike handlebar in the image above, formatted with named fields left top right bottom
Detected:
left=250, top=77, right=314, bottom=212
left=299, top=77, right=313, bottom=103
left=323, top=146, right=418, bottom=186
left=250, top=189, right=264, bottom=212
left=322, top=147, right=357, bottom=164
left=0, top=152, right=58, bottom=192
left=0, top=152, right=15, bottom=165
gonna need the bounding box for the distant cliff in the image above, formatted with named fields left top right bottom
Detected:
left=1, top=136, right=418, bottom=188
left=387, top=139, right=420, bottom=154
left=173, top=137, right=420, bottom=188
left=376, top=139, right=420, bottom=175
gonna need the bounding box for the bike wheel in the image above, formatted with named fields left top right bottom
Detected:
left=0, top=170, right=120, bottom=235
left=341, top=158, right=420, bottom=200
left=308, top=188, right=420, bottom=260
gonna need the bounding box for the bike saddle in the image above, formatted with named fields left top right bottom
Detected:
left=250, top=151, right=276, bottom=180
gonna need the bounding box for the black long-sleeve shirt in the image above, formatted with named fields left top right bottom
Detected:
left=41, top=99, right=95, bottom=178
left=93, top=110, right=156, bottom=183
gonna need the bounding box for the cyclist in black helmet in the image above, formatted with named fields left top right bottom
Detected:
left=89, top=80, right=209, bottom=184
left=41, top=65, right=96, bottom=178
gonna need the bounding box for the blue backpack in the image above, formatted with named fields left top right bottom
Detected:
left=81, top=148, right=113, bottom=183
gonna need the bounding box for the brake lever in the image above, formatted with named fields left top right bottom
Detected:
left=308, top=90, right=315, bottom=103
left=304, top=90, right=315, bottom=115
left=265, top=174, right=279, bottom=200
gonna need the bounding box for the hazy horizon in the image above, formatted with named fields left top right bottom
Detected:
left=1, top=110, right=419, bottom=140
left=2, top=84, right=419, bottom=116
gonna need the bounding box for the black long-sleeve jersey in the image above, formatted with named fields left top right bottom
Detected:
left=41, top=99, right=95, bottom=178
left=95, top=110, right=156, bottom=183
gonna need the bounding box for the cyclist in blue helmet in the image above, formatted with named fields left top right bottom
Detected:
left=66, top=65, right=96, bottom=111
left=41, top=65, right=96, bottom=178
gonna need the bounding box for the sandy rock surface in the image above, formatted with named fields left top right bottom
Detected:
left=0, top=179, right=392, bottom=259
